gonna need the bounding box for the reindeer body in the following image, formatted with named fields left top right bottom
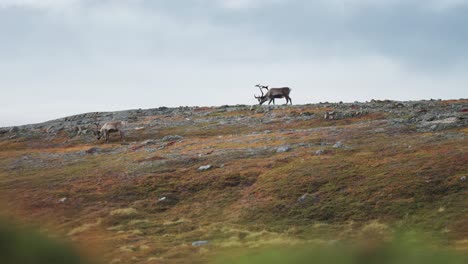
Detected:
left=96, top=121, right=126, bottom=142
left=254, top=85, right=292, bottom=105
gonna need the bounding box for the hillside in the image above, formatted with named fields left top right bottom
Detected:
left=0, top=100, right=467, bottom=263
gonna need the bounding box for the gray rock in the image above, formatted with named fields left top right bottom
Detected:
left=142, top=139, right=158, bottom=145
left=276, top=145, right=291, bottom=153
left=333, top=141, right=345, bottom=148
left=192, top=240, right=209, bottom=247
left=198, top=165, right=212, bottom=171
left=9, top=126, right=19, bottom=133
left=297, top=193, right=308, bottom=203
left=418, top=117, right=461, bottom=132
left=162, top=135, right=184, bottom=142
left=315, top=149, right=326, bottom=155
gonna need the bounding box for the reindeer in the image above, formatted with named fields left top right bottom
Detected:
left=254, top=84, right=292, bottom=105
left=94, top=121, right=127, bottom=142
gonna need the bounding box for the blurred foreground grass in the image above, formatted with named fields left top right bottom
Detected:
left=0, top=218, right=92, bottom=264
left=1, top=218, right=467, bottom=264
left=217, top=233, right=467, bottom=264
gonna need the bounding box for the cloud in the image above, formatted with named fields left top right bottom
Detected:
left=0, top=0, right=79, bottom=10
left=0, top=0, right=467, bottom=126
left=1, top=0, right=467, bottom=70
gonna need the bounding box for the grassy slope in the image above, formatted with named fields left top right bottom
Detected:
left=0, top=101, right=467, bottom=263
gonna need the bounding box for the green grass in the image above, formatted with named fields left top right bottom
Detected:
left=216, top=233, right=468, bottom=264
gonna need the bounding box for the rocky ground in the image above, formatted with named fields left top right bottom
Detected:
left=0, top=99, right=467, bottom=263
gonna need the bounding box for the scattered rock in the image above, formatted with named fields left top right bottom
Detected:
left=461, top=176, right=466, bottom=182
left=134, top=127, right=145, bottom=130
left=297, top=194, right=308, bottom=203
left=374, top=128, right=386, bottom=133
left=418, top=117, right=461, bottom=132
left=59, top=197, right=67, bottom=203
left=192, top=240, right=209, bottom=247
left=142, top=139, right=158, bottom=145
left=158, top=197, right=167, bottom=201
left=333, top=141, right=345, bottom=148
left=315, top=149, right=326, bottom=155
left=394, top=103, right=405, bottom=108
left=198, top=165, right=212, bottom=171
left=276, top=145, right=291, bottom=153
left=162, top=135, right=183, bottom=142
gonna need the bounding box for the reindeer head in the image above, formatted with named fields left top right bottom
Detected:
left=94, top=123, right=102, bottom=140
left=254, top=86, right=269, bottom=105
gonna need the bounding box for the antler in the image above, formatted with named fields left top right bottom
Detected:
left=254, top=85, right=265, bottom=98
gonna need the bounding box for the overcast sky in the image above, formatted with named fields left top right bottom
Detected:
left=1, top=0, right=467, bottom=126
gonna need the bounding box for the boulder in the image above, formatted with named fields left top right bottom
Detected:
left=162, top=135, right=183, bottom=142
left=192, top=241, right=209, bottom=247
left=276, top=145, right=291, bottom=153
left=142, top=139, right=158, bottom=145
left=198, top=165, right=212, bottom=171
left=315, top=149, right=326, bottom=155
left=333, top=141, right=345, bottom=148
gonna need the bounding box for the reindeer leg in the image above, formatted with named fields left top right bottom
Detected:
left=120, top=130, right=124, bottom=141
left=105, top=131, right=109, bottom=142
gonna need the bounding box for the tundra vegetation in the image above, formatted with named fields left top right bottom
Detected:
left=0, top=99, right=467, bottom=263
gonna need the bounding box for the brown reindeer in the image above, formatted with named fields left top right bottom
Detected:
left=95, top=121, right=127, bottom=142
left=254, top=84, right=292, bottom=105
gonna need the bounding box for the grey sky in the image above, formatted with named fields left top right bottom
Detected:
left=1, top=0, right=467, bottom=126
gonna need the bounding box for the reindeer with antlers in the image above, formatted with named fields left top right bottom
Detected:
left=254, top=84, right=292, bottom=105
left=94, top=121, right=127, bottom=142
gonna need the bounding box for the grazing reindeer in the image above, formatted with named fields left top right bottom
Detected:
left=95, top=121, right=127, bottom=142
left=254, top=84, right=292, bottom=105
